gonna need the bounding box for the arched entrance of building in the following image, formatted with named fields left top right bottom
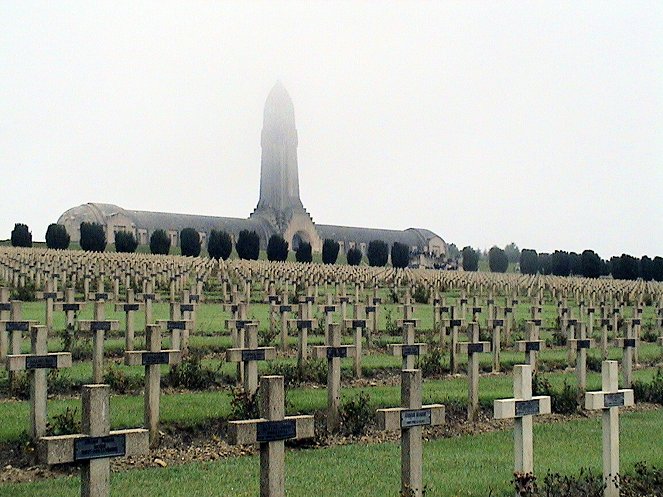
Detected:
left=291, top=230, right=311, bottom=251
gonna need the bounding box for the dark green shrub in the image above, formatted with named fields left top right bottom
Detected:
left=580, top=249, right=602, bottom=278
left=114, top=231, right=138, bottom=253
left=166, top=354, right=217, bottom=389
left=461, top=246, right=479, bottom=271
left=47, top=407, right=81, bottom=436
left=236, top=230, right=260, bottom=260
left=180, top=228, right=201, bottom=257
left=520, top=249, right=539, bottom=275
left=391, top=242, right=410, bottom=269
left=79, top=222, right=106, bottom=252
left=412, top=283, right=429, bottom=304
left=267, top=234, right=289, bottom=262
left=367, top=240, right=388, bottom=267
left=266, top=359, right=327, bottom=387
left=11, top=282, right=36, bottom=301
left=339, top=391, right=373, bottom=436
left=229, top=387, right=260, bottom=420
left=347, top=247, right=362, bottom=266
left=513, top=468, right=605, bottom=497
left=150, top=229, right=171, bottom=255
left=10, top=223, right=32, bottom=247
left=633, top=368, right=663, bottom=404
left=532, top=373, right=579, bottom=414
left=620, top=462, right=663, bottom=496
left=103, top=364, right=141, bottom=393
left=420, top=348, right=445, bottom=377
left=45, top=223, right=70, bottom=250
left=208, top=229, right=232, bottom=260
left=551, top=250, right=571, bottom=276
left=322, top=238, right=339, bottom=264
left=489, top=246, right=508, bottom=273
left=538, top=253, right=552, bottom=275
left=295, top=242, right=312, bottom=263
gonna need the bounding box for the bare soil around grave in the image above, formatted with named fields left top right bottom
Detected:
left=1, top=402, right=659, bottom=485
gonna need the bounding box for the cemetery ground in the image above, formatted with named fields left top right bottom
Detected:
left=1, top=246, right=663, bottom=496
left=1, top=296, right=663, bottom=496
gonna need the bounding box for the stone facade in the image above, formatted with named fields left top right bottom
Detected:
left=57, top=83, right=447, bottom=265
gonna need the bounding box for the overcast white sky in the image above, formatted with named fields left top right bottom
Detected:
left=1, top=1, right=661, bottom=258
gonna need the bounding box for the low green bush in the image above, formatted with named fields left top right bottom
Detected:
left=166, top=354, right=218, bottom=389
left=339, top=391, right=372, bottom=436
left=633, top=368, right=663, bottom=404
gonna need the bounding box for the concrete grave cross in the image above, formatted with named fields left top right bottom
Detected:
left=456, top=322, right=491, bottom=421
left=160, top=310, right=195, bottom=354
left=0, top=301, right=39, bottom=361
left=125, top=324, right=180, bottom=445
left=568, top=322, right=595, bottom=390
left=312, top=322, right=356, bottom=431
left=277, top=294, right=292, bottom=351
left=377, top=369, right=445, bottom=497
left=114, top=289, right=143, bottom=352
left=289, top=303, right=317, bottom=367
left=54, top=288, right=87, bottom=339
left=228, top=376, right=315, bottom=497
left=5, top=325, right=72, bottom=439
left=226, top=323, right=276, bottom=395
left=494, top=365, right=551, bottom=478
left=390, top=322, right=427, bottom=370
left=487, top=314, right=505, bottom=372
left=34, top=280, right=63, bottom=331
left=585, top=360, right=635, bottom=497
left=444, top=308, right=465, bottom=373
left=615, top=318, right=639, bottom=388
left=77, top=300, right=120, bottom=383
left=516, top=320, right=545, bottom=371
left=599, top=316, right=613, bottom=359
left=343, top=314, right=368, bottom=378
left=136, top=284, right=160, bottom=326
left=39, top=384, right=149, bottom=497
left=318, top=294, right=338, bottom=341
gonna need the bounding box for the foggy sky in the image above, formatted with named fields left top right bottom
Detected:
left=1, top=1, right=661, bottom=258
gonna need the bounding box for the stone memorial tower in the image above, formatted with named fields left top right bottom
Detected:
left=250, top=82, right=322, bottom=251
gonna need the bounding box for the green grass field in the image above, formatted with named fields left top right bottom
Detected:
left=3, top=408, right=662, bottom=497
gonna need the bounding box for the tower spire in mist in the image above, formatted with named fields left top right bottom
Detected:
left=256, top=81, right=303, bottom=212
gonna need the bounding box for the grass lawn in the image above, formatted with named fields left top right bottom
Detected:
left=0, top=366, right=659, bottom=443
left=3, top=408, right=662, bottom=497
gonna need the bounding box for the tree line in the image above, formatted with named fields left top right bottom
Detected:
left=10, top=223, right=660, bottom=280
left=459, top=243, right=663, bottom=282
left=8, top=223, right=413, bottom=267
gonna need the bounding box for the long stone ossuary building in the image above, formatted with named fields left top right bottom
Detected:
left=59, top=83, right=448, bottom=266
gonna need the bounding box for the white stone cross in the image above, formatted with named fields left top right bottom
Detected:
left=377, top=369, right=445, bottom=497
left=457, top=322, right=491, bottom=421
left=312, top=323, right=356, bottom=431
left=343, top=316, right=367, bottom=378
left=5, top=325, right=72, bottom=439
left=226, top=323, right=276, bottom=395
left=228, top=375, right=315, bottom=497
left=124, top=324, right=180, bottom=445
left=289, top=305, right=317, bottom=367
left=157, top=318, right=193, bottom=355
left=568, top=322, right=594, bottom=390
left=487, top=316, right=504, bottom=372
left=390, top=322, right=427, bottom=370
left=585, top=360, right=634, bottom=497
left=494, top=365, right=551, bottom=477
left=615, top=319, right=639, bottom=388
left=39, top=384, right=148, bottom=497
left=516, top=320, right=544, bottom=371
left=114, top=289, right=143, bottom=352
left=78, top=300, right=119, bottom=383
